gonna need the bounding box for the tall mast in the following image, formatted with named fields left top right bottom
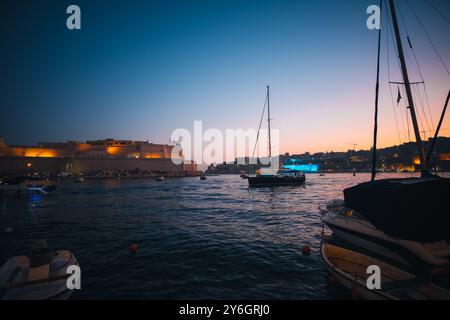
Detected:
left=388, top=0, right=427, bottom=174
left=371, top=0, right=382, bottom=181
left=267, top=85, right=272, bottom=158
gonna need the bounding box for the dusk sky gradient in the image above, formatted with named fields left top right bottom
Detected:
left=1, top=0, right=449, bottom=156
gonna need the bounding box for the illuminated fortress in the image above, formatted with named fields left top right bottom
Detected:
left=0, top=137, right=198, bottom=176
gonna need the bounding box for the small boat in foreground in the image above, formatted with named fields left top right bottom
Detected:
left=200, top=175, right=207, bottom=180
left=321, top=178, right=450, bottom=275
left=156, top=176, right=164, bottom=182
left=321, top=242, right=450, bottom=300
left=0, top=240, right=79, bottom=300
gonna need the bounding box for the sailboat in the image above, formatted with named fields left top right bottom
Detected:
left=248, top=86, right=306, bottom=187
left=321, top=0, right=450, bottom=297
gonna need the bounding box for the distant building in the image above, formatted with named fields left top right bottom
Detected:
left=205, top=137, right=450, bottom=174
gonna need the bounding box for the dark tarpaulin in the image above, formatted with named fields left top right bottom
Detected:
left=344, top=178, right=450, bottom=242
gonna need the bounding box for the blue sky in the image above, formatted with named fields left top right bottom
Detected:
left=1, top=0, right=449, bottom=153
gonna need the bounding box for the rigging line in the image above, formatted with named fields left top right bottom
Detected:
left=405, top=31, right=436, bottom=131
left=425, top=0, right=450, bottom=24
left=386, top=16, right=403, bottom=145
left=416, top=83, right=434, bottom=134
left=401, top=85, right=412, bottom=142
left=409, top=48, right=435, bottom=132
left=397, top=1, right=425, bottom=81
left=388, top=84, right=404, bottom=144
left=251, top=93, right=268, bottom=158
left=406, top=0, right=450, bottom=76
left=413, top=83, right=432, bottom=136
left=386, top=7, right=411, bottom=142
left=426, top=90, right=450, bottom=165
left=406, top=108, right=411, bottom=142
left=410, top=85, right=426, bottom=140
left=421, top=82, right=435, bottom=129
left=400, top=0, right=436, bottom=132
left=387, top=3, right=411, bottom=143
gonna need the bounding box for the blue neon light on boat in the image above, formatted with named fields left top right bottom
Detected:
left=282, top=164, right=319, bottom=172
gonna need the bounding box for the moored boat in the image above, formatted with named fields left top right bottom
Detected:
left=0, top=178, right=57, bottom=196
left=248, top=169, right=305, bottom=187
left=247, top=86, right=306, bottom=188
left=0, top=240, right=79, bottom=300
left=321, top=242, right=450, bottom=300
left=321, top=180, right=450, bottom=275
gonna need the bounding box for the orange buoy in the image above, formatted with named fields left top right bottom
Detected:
left=302, top=245, right=311, bottom=255
left=130, top=243, right=138, bottom=254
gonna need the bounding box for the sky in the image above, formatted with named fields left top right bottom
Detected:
left=1, top=0, right=449, bottom=157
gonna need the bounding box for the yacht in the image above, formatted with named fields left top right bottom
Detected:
left=320, top=0, right=450, bottom=298
left=247, top=86, right=306, bottom=187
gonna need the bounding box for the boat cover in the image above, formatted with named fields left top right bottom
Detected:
left=344, top=178, right=450, bottom=242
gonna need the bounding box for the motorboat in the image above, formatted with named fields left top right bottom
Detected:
left=321, top=178, right=450, bottom=275
left=0, top=240, right=79, bottom=300
left=28, top=184, right=57, bottom=195
left=321, top=242, right=450, bottom=300
left=319, top=0, right=450, bottom=282
left=0, top=178, right=57, bottom=196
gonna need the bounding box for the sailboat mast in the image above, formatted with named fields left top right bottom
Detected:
left=267, top=85, right=272, bottom=158
left=371, top=0, right=382, bottom=182
left=388, top=0, right=427, bottom=174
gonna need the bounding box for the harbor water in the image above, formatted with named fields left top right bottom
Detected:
left=0, top=173, right=426, bottom=299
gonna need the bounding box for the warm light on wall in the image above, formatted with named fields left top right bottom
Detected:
left=144, top=154, right=162, bottom=159
left=412, top=156, right=420, bottom=165
left=106, top=146, right=121, bottom=155
left=439, top=153, right=450, bottom=161
left=400, top=165, right=416, bottom=172
left=23, top=148, right=57, bottom=158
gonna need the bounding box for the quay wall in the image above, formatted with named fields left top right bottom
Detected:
left=0, top=157, right=191, bottom=176
left=70, top=158, right=184, bottom=174
left=0, top=157, right=70, bottom=174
